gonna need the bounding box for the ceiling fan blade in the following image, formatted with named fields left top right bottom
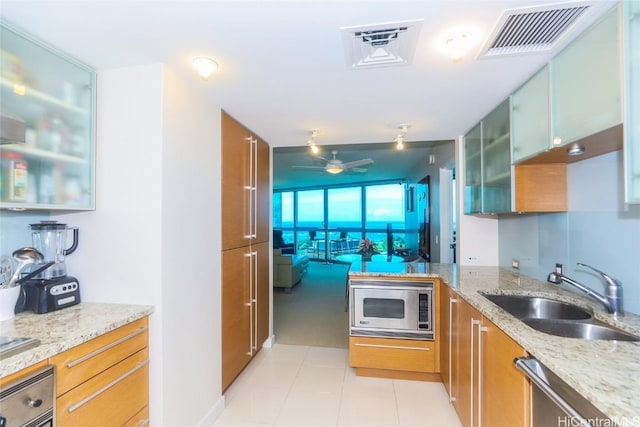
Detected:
left=342, top=158, right=374, bottom=169
left=292, top=165, right=325, bottom=170
left=351, top=167, right=368, bottom=173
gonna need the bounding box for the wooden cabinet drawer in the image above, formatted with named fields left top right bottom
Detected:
left=349, top=336, right=436, bottom=373
left=51, top=317, right=148, bottom=396
left=122, top=405, right=149, bottom=427
left=56, top=348, right=149, bottom=427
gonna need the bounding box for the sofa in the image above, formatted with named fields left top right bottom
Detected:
left=273, top=249, right=309, bottom=292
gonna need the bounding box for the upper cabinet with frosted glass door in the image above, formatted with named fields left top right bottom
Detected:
left=481, top=99, right=511, bottom=213
left=550, top=6, right=621, bottom=148
left=464, top=99, right=512, bottom=215
left=511, top=65, right=550, bottom=163
left=0, top=22, right=95, bottom=210
left=463, top=123, right=482, bottom=214
left=624, top=1, right=640, bottom=204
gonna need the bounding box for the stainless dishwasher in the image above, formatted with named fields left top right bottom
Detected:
left=515, top=357, right=610, bottom=427
left=0, top=365, right=55, bottom=426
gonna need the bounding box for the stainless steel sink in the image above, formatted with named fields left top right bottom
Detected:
left=0, top=336, right=40, bottom=360
left=523, top=319, right=640, bottom=342
left=484, top=294, right=592, bottom=320
left=483, top=293, right=640, bottom=341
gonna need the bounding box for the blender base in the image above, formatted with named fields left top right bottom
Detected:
left=15, top=276, right=81, bottom=314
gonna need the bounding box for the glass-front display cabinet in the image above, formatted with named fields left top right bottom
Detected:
left=482, top=99, right=511, bottom=213
left=0, top=22, right=95, bottom=210
left=464, top=123, right=482, bottom=214
left=464, top=99, right=512, bottom=215
left=624, top=1, right=640, bottom=204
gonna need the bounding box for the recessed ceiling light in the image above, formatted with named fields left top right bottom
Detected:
left=192, top=57, right=218, bottom=79
left=443, top=32, right=474, bottom=61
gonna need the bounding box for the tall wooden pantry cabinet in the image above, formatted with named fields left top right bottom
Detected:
left=221, top=111, right=271, bottom=391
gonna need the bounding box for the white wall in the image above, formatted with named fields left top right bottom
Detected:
left=160, top=67, right=222, bottom=426
left=57, top=64, right=223, bottom=426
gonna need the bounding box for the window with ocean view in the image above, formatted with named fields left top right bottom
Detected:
left=273, top=182, right=407, bottom=259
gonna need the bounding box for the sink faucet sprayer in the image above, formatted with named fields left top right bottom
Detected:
left=547, top=263, right=624, bottom=316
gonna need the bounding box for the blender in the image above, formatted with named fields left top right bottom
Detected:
left=14, top=221, right=81, bottom=314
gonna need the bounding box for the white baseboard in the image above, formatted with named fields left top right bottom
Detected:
left=263, top=334, right=275, bottom=348
left=197, top=395, right=225, bottom=427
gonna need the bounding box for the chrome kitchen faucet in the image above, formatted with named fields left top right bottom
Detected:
left=547, top=263, right=624, bottom=316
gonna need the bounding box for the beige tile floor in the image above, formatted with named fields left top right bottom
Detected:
left=213, top=344, right=462, bottom=427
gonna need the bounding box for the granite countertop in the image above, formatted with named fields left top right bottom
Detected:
left=349, top=262, right=640, bottom=425
left=0, top=302, right=154, bottom=379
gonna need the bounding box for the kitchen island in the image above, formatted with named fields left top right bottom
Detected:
left=0, top=302, right=153, bottom=378
left=348, top=261, right=640, bottom=425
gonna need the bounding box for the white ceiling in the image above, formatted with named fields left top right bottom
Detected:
left=0, top=0, right=615, bottom=186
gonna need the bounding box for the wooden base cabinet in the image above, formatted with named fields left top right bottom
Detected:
left=50, top=317, right=149, bottom=426
left=482, top=318, right=530, bottom=427
left=445, top=293, right=529, bottom=427
left=348, top=277, right=441, bottom=381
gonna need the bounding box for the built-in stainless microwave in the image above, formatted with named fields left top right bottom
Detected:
left=349, top=279, right=434, bottom=340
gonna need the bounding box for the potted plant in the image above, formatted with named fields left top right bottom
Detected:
left=357, top=237, right=380, bottom=260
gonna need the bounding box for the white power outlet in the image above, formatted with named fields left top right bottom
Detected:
left=512, top=259, right=520, bottom=269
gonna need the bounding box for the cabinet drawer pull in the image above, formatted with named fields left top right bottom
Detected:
left=139, top=420, right=150, bottom=427
left=354, top=343, right=431, bottom=351
left=67, top=359, right=149, bottom=413
left=66, top=326, right=148, bottom=368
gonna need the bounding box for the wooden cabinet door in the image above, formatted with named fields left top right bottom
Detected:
left=481, top=318, right=529, bottom=427
left=254, top=136, right=270, bottom=244
left=222, top=246, right=253, bottom=391
left=255, top=241, right=270, bottom=350
left=221, top=112, right=271, bottom=248
left=456, top=299, right=482, bottom=427
left=441, top=286, right=459, bottom=402
left=221, top=111, right=252, bottom=250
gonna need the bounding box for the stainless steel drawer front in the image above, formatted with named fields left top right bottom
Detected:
left=0, top=366, right=55, bottom=427
left=515, top=357, right=610, bottom=427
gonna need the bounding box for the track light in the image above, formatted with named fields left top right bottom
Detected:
left=394, top=124, right=410, bottom=150
left=307, top=129, right=320, bottom=155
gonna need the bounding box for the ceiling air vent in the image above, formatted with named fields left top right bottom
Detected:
left=341, top=19, right=423, bottom=69
left=478, top=1, right=611, bottom=57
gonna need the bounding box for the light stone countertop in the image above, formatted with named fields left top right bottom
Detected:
left=349, top=262, right=640, bottom=426
left=0, top=302, right=154, bottom=379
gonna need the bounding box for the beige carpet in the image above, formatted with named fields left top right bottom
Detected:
left=273, top=261, right=350, bottom=348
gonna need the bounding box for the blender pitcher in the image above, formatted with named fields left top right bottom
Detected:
left=29, top=221, right=79, bottom=280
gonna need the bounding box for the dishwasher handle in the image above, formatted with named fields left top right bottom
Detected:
left=514, top=357, right=588, bottom=424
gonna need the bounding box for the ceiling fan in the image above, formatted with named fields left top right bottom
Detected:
left=292, top=150, right=374, bottom=174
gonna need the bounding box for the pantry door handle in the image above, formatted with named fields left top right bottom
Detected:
left=66, top=326, right=148, bottom=368
left=66, top=359, right=149, bottom=413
